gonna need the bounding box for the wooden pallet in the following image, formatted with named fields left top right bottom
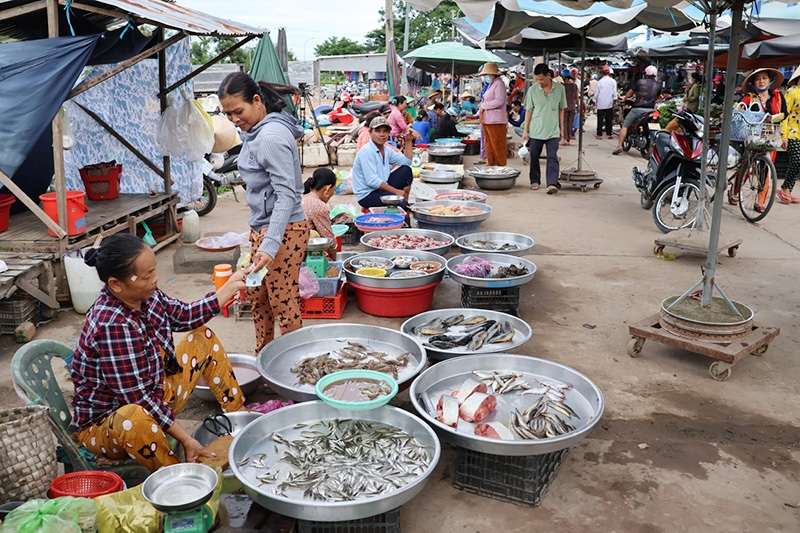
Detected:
left=627, top=313, right=780, bottom=381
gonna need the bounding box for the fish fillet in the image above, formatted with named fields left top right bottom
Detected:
left=451, top=378, right=488, bottom=405
left=475, top=422, right=515, bottom=440
left=459, top=392, right=497, bottom=423
left=436, top=394, right=459, bottom=427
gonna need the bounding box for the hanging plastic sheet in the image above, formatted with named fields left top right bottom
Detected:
left=0, top=35, right=99, bottom=178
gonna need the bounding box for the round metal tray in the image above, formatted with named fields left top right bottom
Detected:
left=229, top=402, right=441, bottom=521
left=344, top=250, right=446, bottom=289
left=194, top=354, right=264, bottom=402
left=456, top=232, right=535, bottom=257
left=256, top=324, right=426, bottom=402
left=360, top=229, right=453, bottom=256
left=446, top=253, right=537, bottom=288
left=475, top=176, right=518, bottom=191
left=427, top=147, right=465, bottom=156
left=419, top=171, right=463, bottom=184
left=409, top=354, right=604, bottom=455
left=401, top=309, right=532, bottom=360
left=429, top=141, right=465, bottom=148
left=434, top=190, right=488, bottom=204
left=466, top=166, right=522, bottom=180
left=410, top=200, right=492, bottom=224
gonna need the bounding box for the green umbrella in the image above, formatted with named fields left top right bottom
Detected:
left=249, top=32, right=295, bottom=115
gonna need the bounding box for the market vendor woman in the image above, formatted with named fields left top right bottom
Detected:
left=71, top=234, right=248, bottom=472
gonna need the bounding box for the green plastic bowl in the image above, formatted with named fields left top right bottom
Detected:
left=315, top=370, right=398, bottom=411
left=331, top=224, right=349, bottom=238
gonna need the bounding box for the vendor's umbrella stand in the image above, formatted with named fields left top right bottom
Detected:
left=627, top=0, right=780, bottom=381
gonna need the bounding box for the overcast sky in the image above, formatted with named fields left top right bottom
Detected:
left=179, top=0, right=387, bottom=60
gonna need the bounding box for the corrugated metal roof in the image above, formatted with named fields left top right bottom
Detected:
left=88, top=0, right=264, bottom=36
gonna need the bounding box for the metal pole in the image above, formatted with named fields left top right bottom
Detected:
left=401, top=2, right=410, bottom=96
left=695, top=0, right=718, bottom=232
left=702, top=0, right=744, bottom=306
left=577, top=31, right=587, bottom=172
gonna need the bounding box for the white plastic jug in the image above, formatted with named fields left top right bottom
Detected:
left=64, top=250, right=104, bottom=314
left=182, top=210, right=201, bottom=243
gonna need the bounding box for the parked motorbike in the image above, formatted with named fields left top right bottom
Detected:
left=632, top=110, right=712, bottom=233
left=620, top=99, right=660, bottom=159
left=189, top=144, right=245, bottom=217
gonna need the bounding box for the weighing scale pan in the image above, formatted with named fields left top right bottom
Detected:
left=410, top=354, right=604, bottom=455
left=141, top=463, right=218, bottom=512
left=306, top=237, right=333, bottom=251
left=381, top=195, right=405, bottom=205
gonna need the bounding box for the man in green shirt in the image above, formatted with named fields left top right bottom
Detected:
left=522, top=64, right=567, bottom=194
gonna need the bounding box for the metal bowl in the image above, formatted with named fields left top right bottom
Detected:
left=256, top=324, right=427, bottom=402
left=456, top=232, right=535, bottom=256
left=380, top=194, right=405, bottom=205
left=360, top=229, right=453, bottom=256
left=419, top=170, right=463, bottom=184
left=390, top=255, right=419, bottom=269
left=194, top=354, right=263, bottom=402
left=344, top=250, right=447, bottom=289
left=307, top=237, right=333, bottom=251
left=409, top=354, right=604, bottom=455
left=466, top=166, right=522, bottom=180
left=348, top=256, right=395, bottom=271
left=446, top=253, right=537, bottom=288
left=410, top=200, right=492, bottom=224
left=142, top=463, right=218, bottom=512
left=230, top=402, right=441, bottom=521
left=474, top=175, right=518, bottom=190
left=401, top=309, right=532, bottom=360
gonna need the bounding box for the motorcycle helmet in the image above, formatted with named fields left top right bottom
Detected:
left=446, top=106, right=459, bottom=118
left=645, top=65, right=658, bottom=77
left=560, top=69, right=572, bottom=79
left=340, top=91, right=352, bottom=103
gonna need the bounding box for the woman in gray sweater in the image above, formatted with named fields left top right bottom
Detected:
left=218, top=73, right=309, bottom=353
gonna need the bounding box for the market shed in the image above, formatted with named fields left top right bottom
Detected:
left=0, top=0, right=262, bottom=312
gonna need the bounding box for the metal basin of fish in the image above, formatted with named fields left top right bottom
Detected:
left=256, top=324, right=426, bottom=402
left=229, top=402, right=441, bottom=521
left=193, top=354, right=264, bottom=402
left=344, top=250, right=447, bottom=289
left=466, top=166, right=522, bottom=179
left=456, top=232, right=535, bottom=256
left=401, top=309, right=532, bottom=360
left=419, top=170, right=463, bottom=184
left=360, top=229, right=453, bottom=256
left=410, top=200, right=492, bottom=224
left=409, top=354, right=604, bottom=456
left=446, top=253, right=537, bottom=288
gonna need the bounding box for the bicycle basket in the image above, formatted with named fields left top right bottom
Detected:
left=730, top=108, right=766, bottom=142
left=744, top=122, right=781, bottom=151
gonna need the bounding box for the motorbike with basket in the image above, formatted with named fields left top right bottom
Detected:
left=619, top=98, right=661, bottom=159
left=189, top=144, right=245, bottom=217
left=632, top=110, right=713, bottom=233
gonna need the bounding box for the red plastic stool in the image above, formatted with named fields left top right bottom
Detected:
left=221, top=289, right=247, bottom=318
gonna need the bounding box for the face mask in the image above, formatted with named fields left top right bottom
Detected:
left=484, top=75, right=492, bottom=84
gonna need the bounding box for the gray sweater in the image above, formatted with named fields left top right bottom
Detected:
left=238, top=112, right=307, bottom=257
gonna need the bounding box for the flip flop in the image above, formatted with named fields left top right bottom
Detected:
left=530, top=184, right=540, bottom=190
left=595, top=135, right=603, bottom=140
left=612, top=148, right=623, bottom=155
left=607, top=135, right=615, bottom=139
left=560, top=142, right=570, bottom=146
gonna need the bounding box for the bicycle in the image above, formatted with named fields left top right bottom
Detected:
left=724, top=111, right=781, bottom=222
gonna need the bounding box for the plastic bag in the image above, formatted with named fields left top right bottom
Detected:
left=0, top=497, right=97, bottom=533
left=62, top=107, right=75, bottom=151
left=156, top=104, right=182, bottom=157
left=179, top=95, right=215, bottom=161
left=453, top=256, right=493, bottom=278
left=334, top=171, right=353, bottom=195
left=246, top=399, right=294, bottom=414
left=299, top=265, right=320, bottom=299
left=329, top=202, right=359, bottom=223
left=198, top=232, right=249, bottom=249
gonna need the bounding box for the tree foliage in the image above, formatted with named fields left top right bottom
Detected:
left=364, top=0, right=463, bottom=53
left=314, top=36, right=367, bottom=57
left=189, top=37, right=252, bottom=71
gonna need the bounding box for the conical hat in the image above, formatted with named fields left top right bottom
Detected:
left=789, top=66, right=800, bottom=87
left=211, top=115, right=237, bottom=153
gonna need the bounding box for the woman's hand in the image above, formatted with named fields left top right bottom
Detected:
left=216, top=268, right=247, bottom=306
left=782, top=139, right=789, bottom=150
left=252, top=251, right=274, bottom=272
left=183, top=437, right=215, bottom=464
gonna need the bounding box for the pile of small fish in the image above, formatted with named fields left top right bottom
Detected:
left=290, top=342, right=411, bottom=385
left=350, top=258, right=394, bottom=270
left=413, top=314, right=516, bottom=351
left=472, top=370, right=532, bottom=394
left=468, top=166, right=518, bottom=175
left=240, top=419, right=430, bottom=502
left=365, top=234, right=450, bottom=250
left=466, top=239, right=520, bottom=251
left=506, top=395, right=580, bottom=440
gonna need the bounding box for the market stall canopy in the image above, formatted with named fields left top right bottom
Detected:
left=645, top=43, right=728, bottom=58
left=743, top=32, right=800, bottom=60
left=0, top=35, right=99, bottom=178
left=404, top=41, right=506, bottom=75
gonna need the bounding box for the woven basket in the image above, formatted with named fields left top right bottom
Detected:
left=0, top=405, right=57, bottom=504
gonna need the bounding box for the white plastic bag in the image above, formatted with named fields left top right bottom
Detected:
left=179, top=95, right=214, bottom=161
left=61, top=108, right=75, bottom=151
left=156, top=104, right=182, bottom=157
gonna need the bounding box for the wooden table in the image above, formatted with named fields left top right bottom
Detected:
left=0, top=252, right=58, bottom=313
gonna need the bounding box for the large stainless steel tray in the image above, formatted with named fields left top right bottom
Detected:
left=230, top=402, right=441, bottom=521
left=256, top=324, right=426, bottom=402
left=360, top=229, right=453, bottom=256
left=446, top=253, right=537, bottom=288
left=410, top=200, right=492, bottom=224
left=429, top=141, right=466, bottom=148
left=344, top=250, right=446, bottom=289
left=419, top=170, right=462, bottom=184
left=466, top=166, right=522, bottom=180
left=409, top=354, right=604, bottom=455
left=456, top=232, right=535, bottom=257
left=401, top=309, right=532, bottom=360
left=427, top=147, right=465, bottom=156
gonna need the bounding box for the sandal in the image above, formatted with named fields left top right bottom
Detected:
left=560, top=141, right=570, bottom=146
left=595, top=135, right=603, bottom=140
left=612, top=148, right=623, bottom=155
left=755, top=203, right=766, bottom=213
left=530, top=184, right=540, bottom=190
left=778, top=189, right=793, bottom=204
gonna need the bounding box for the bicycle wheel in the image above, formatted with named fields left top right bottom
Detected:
left=652, top=178, right=703, bottom=233
left=737, top=153, right=777, bottom=222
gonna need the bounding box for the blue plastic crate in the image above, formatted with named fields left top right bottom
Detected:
left=303, top=261, right=343, bottom=298
left=414, top=219, right=484, bottom=239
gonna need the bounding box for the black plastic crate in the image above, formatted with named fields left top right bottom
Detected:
left=296, top=508, right=401, bottom=533
left=0, top=297, right=39, bottom=334
left=453, top=447, right=569, bottom=507
left=340, top=222, right=364, bottom=246
left=461, top=285, right=520, bottom=316
left=430, top=154, right=462, bottom=165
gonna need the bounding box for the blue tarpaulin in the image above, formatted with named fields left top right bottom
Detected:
left=0, top=35, right=99, bottom=178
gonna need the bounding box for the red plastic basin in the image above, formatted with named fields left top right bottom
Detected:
left=349, top=280, right=441, bottom=317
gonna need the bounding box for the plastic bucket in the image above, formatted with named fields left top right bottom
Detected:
left=212, top=264, right=232, bottom=290
left=349, top=280, right=441, bottom=317
left=64, top=250, right=104, bottom=314
left=332, top=224, right=348, bottom=252
left=39, top=191, right=88, bottom=237
left=0, top=194, right=16, bottom=233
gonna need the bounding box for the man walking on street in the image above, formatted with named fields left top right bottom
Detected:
left=522, top=63, right=566, bottom=194
left=594, top=65, right=617, bottom=139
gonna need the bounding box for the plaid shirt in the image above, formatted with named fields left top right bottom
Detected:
left=71, top=287, right=220, bottom=431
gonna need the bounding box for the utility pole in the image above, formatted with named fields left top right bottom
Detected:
left=385, top=0, right=394, bottom=51
left=401, top=2, right=410, bottom=95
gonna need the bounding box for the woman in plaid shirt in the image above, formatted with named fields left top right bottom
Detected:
left=71, top=234, right=248, bottom=471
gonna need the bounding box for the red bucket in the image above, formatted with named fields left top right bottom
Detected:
left=39, top=191, right=88, bottom=237
left=349, top=280, right=441, bottom=317
left=0, top=194, right=16, bottom=233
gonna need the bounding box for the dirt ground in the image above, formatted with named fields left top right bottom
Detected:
left=3, top=115, right=799, bottom=532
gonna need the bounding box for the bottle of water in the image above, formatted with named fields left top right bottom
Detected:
left=182, top=210, right=201, bottom=243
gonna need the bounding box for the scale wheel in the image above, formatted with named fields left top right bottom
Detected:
left=727, top=246, right=739, bottom=257
left=581, top=186, right=588, bottom=192
left=752, top=344, right=769, bottom=356
left=709, top=361, right=732, bottom=381
left=653, top=245, right=665, bottom=256
left=627, top=337, right=645, bottom=358
left=594, top=182, right=601, bottom=189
